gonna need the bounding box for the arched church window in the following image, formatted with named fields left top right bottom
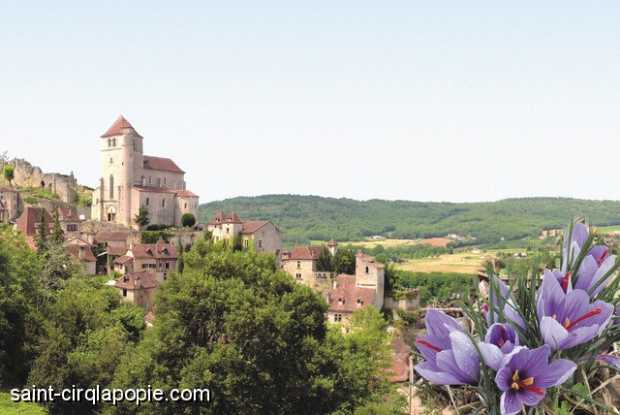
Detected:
left=109, top=175, right=114, bottom=199
left=146, top=197, right=150, bottom=206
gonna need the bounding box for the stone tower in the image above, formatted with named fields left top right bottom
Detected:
left=95, top=116, right=143, bottom=226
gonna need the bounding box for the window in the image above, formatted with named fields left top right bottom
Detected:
left=107, top=139, right=111, bottom=147
left=163, top=177, right=167, bottom=185
left=296, top=273, right=302, bottom=280
left=118, top=186, right=122, bottom=200
left=365, top=266, right=369, bottom=274
left=146, top=197, right=150, bottom=206
left=226, top=227, right=229, bottom=234
left=162, top=199, right=165, bottom=208
left=184, top=203, right=187, bottom=209
left=244, top=239, right=249, bottom=248
left=357, top=298, right=364, bottom=306
left=297, top=261, right=301, bottom=269
left=133, top=140, right=137, bottom=152
left=109, top=175, right=114, bottom=199
left=112, top=138, right=116, bottom=146
left=148, top=177, right=152, bottom=184
left=258, top=240, right=263, bottom=248
left=66, top=224, right=78, bottom=232
left=122, top=288, right=127, bottom=297
left=110, top=157, right=113, bottom=164
left=141, top=176, right=145, bottom=185
left=334, top=314, right=342, bottom=322
left=157, top=178, right=161, bottom=187
left=165, top=262, right=170, bottom=269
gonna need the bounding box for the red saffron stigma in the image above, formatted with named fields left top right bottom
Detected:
left=564, top=307, right=602, bottom=331
left=525, top=385, right=545, bottom=395
left=416, top=339, right=442, bottom=353
left=560, top=272, right=571, bottom=292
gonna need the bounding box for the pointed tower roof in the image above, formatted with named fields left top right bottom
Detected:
left=101, top=115, right=141, bottom=138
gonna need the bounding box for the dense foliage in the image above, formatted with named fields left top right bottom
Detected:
left=200, top=195, right=620, bottom=245
left=1, top=229, right=404, bottom=415
left=181, top=212, right=196, bottom=227
left=387, top=268, right=477, bottom=306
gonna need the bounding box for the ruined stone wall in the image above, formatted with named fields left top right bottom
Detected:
left=9, top=158, right=78, bottom=204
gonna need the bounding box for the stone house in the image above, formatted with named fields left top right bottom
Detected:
left=207, top=211, right=282, bottom=255
left=113, top=239, right=178, bottom=282
left=0, top=187, right=21, bottom=224
left=114, top=271, right=159, bottom=311
left=280, top=245, right=333, bottom=290
left=91, top=116, right=199, bottom=229
left=325, top=252, right=385, bottom=324
left=64, top=237, right=97, bottom=275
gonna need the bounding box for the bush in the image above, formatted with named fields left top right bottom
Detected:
left=181, top=213, right=196, bottom=227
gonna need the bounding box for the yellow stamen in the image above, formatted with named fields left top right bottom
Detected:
left=512, top=370, right=520, bottom=382
left=521, top=377, right=534, bottom=386
left=511, top=382, right=520, bottom=390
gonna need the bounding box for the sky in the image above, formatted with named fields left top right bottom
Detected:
left=1, top=1, right=619, bottom=203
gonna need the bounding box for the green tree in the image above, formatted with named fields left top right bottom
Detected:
left=134, top=207, right=150, bottom=228
left=35, top=210, right=49, bottom=254
left=177, top=242, right=185, bottom=274
left=2, top=164, right=14, bottom=186
left=108, top=248, right=402, bottom=415
left=51, top=209, right=64, bottom=246
left=334, top=247, right=356, bottom=274
left=0, top=228, right=45, bottom=388
left=317, top=246, right=334, bottom=272
left=181, top=212, right=196, bottom=227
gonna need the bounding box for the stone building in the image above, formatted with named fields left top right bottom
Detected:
left=325, top=252, right=385, bottom=324
left=280, top=245, right=333, bottom=290
left=91, top=116, right=199, bottom=229
left=113, top=239, right=178, bottom=282
left=114, top=272, right=159, bottom=311
left=5, top=158, right=78, bottom=204
left=206, top=211, right=282, bottom=255
left=64, top=237, right=97, bottom=275
left=0, top=187, right=21, bottom=223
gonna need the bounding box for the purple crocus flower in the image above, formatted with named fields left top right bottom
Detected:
left=574, top=245, right=616, bottom=296
left=415, top=310, right=480, bottom=385
left=537, top=273, right=614, bottom=350
left=486, top=279, right=525, bottom=329
left=597, top=354, right=620, bottom=370
left=495, top=346, right=576, bottom=415
left=478, top=323, right=521, bottom=371
left=545, top=269, right=572, bottom=293
left=561, top=222, right=589, bottom=273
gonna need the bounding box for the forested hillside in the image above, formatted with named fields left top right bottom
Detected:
left=199, top=195, right=620, bottom=245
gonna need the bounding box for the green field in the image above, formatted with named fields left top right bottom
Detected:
left=0, top=393, right=47, bottom=415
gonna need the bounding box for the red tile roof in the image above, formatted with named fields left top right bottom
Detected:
left=101, top=115, right=140, bottom=138
left=115, top=272, right=159, bottom=290
left=132, top=239, right=177, bottom=260
left=209, top=211, right=242, bottom=225
left=175, top=190, right=198, bottom=198
left=107, top=245, right=127, bottom=256
left=284, top=245, right=323, bottom=261
left=114, top=255, right=134, bottom=265
left=241, top=220, right=269, bottom=234
left=65, top=245, right=97, bottom=262
left=143, top=155, right=185, bottom=174
left=327, top=274, right=376, bottom=313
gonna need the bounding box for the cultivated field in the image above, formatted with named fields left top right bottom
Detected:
left=338, top=237, right=453, bottom=249
left=396, top=251, right=494, bottom=274
left=594, top=225, right=620, bottom=234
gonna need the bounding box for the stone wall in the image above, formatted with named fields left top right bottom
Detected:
left=7, top=158, right=78, bottom=204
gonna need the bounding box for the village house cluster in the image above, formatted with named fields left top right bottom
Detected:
left=2, top=115, right=418, bottom=384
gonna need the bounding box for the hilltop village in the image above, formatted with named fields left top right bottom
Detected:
left=0, top=116, right=419, bottom=384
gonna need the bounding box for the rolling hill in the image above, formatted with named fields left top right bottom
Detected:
left=199, top=195, right=620, bottom=245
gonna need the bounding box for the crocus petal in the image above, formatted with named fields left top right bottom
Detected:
left=504, top=303, right=525, bottom=329
left=495, top=365, right=514, bottom=392
left=449, top=331, right=480, bottom=382
left=540, top=316, right=569, bottom=350
left=415, top=361, right=464, bottom=385
left=560, top=325, right=599, bottom=350
left=478, top=342, right=503, bottom=371
left=518, top=345, right=551, bottom=376
left=597, top=354, right=620, bottom=370
left=436, top=350, right=476, bottom=385
left=590, top=255, right=616, bottom=296
left=520, top=388, right=546, bottom=407
left=501, top=391, right=523, bottom=415
left=574, top=255, right=597, bottom=291
left=560, top=289, right=590, bottom=324
left=425, top=309, right=463, bottom=340
left=535, top=359, right=576, bottom=387
left=537, top=272, right=565, bottom=320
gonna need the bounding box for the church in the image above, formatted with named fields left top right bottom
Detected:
left=91, top=116, right=199, bottom=228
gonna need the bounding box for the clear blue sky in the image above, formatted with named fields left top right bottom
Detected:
left=1, top=1, right=619, bottom=203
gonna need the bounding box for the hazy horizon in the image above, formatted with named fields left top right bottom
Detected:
left=2, top=1, right=619, bottom=203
